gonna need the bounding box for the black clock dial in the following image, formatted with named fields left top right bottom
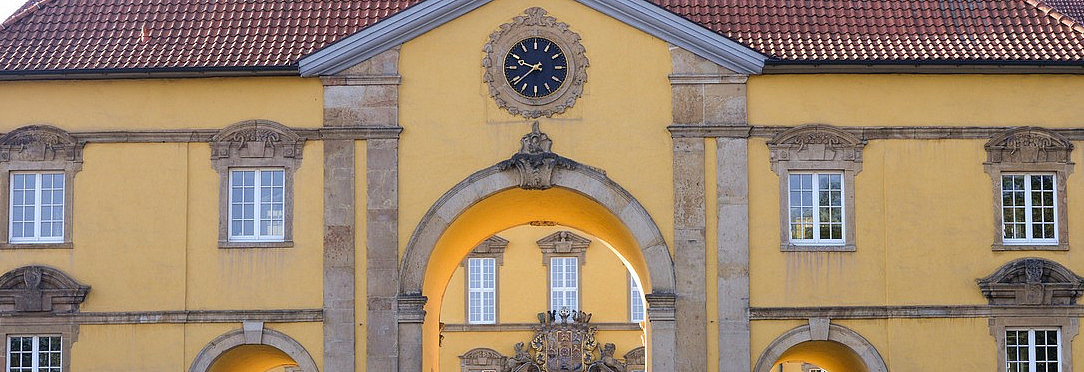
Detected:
left=503, top=37, right=568, bottom=98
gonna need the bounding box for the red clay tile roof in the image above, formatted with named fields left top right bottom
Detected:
left=1, top=0, right=1084, bottom=72
left=651, top=0, right=1084, bottom=62
left=1044, top=0, right=1084, bottom=22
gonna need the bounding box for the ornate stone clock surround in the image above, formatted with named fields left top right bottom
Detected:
left=483, top=7, right=589, bottom=118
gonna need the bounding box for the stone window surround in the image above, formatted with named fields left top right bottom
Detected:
left=538, top=230, right=590, bottom=312
left=984, top=127, right=1073, bottom=251
left=989, top=317, right=1078, bottom=372
left=210, top=120, right=304, bottom=249
left=461, top=236, right=508, bottom=325
left=0, top=323, right=78, bottom=372
left=767, top=124, right=864, bottom=252
left=0, top=125, right=82, bottom=250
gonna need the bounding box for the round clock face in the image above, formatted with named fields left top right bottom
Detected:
left=503, top=37, right=568, bottom=98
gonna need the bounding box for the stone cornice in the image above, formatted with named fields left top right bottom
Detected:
left=670, top=125, right=1084, bottom=140
left=441, top=322, right=641, bottom=332
left=0, top=126, right=402, bottom=144
left=750, top=305, right=1084, bottom=320
left=0, top=309, right=323, bottom=325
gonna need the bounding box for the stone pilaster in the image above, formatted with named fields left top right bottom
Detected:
left=368, top=138, right=400, bottom=371
left=323, top=139, right=356, bottom=371
left=321, top=46, right=402, bottom=372
left=397, top=294, right=427, bottom=372
left=672, top=137, right=707, bottom=372
left=645, top=293, right=677, bottom=372
left=717, top=137, right=750, bottom=372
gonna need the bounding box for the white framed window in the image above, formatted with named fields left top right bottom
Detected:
left=1002, top=174, right=1057, bottom=245
left=6, top=335, right=61, bottom=372
left=788, top=172, right=844, bottom=245
left=550, top=257, right=579, bottom=311
left=629, top=274, right=645, bottom=322
left=8, top=173, right=64, bottom=244
left=228, top=168, right=285, bottom=242
left=1006, top=329, right=1061, bottom=372
left=467, top=257, right=496, bottom=324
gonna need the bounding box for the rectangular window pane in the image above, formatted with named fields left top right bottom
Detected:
left=467, top=258, right=496, bottom=324
left=550, top=257, right=579, bottom=311
left=1003, top=174, right=1058, bottom=244
left=629, top=273, right=645, bottom=322
left=788, top=172, right=844, bottom=243
left=229, top=169, right=285, bottom=242
left=9, top=173, right=64, bottom=243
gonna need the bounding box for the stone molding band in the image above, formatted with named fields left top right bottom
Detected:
left=0, top=309, right=323, bottom=325
left=669, top=125, right=1084, bottom=140
left=441, top=322, right=642, bottom=332
left=750, top=305, right=1084, bottom=320
left=0, top=126, right=403, bottom=144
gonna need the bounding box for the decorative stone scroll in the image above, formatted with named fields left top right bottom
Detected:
left=0, top=266, right=89, bottom=313
left=463, top=235, right=510, bottom=266
left=499, top=309, right=632, bottom=372
left=984, top=127, right=1074, bottom=251
left=497, top=122, right=578, bottom=190
left=977, top=257, right=1084, bottom=305
left=536, top=230, right=591, bottom=265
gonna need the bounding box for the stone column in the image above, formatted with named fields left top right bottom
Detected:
left=646, top=293, right=677, bottom=372
left=397, top=294, right=427, bottom=372
left=717, top=137, right=750, bottom=372
left=672, top=137, right=706, bottom=371
left=322, top=47, right=402, bottom=371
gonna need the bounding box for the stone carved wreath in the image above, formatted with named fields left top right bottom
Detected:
left=482, top=7, right=589, bottom=118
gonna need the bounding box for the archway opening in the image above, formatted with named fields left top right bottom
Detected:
left=420, top=187, right=658, bottom=370
left=207, top=345, right=299, bottom=372
left=772, top=341, right=868, bottom=372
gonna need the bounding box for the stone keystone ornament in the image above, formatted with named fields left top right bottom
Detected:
left=497, top=121, right=578, bottom=190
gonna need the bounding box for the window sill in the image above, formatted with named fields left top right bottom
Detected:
left=781, top=243, right=855, bottom=252
left=219, top=240, right=294, bottom=249
left=0, top=241, right=73, bottom=250
left=992, top=243, right=1068, bottom=251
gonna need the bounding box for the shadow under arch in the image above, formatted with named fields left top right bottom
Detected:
left=189, top=327, right=319, bottom=372
left=398, top=151, right=677, bottom=371
left=753, top=323, right=888, bottom=372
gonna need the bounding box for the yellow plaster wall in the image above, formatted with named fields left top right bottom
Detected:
left=354, top=141, right=369, bottom=372
left=749, top=137, right=1084, bottom=307
left=0, top=77, right=323, bottom=131
left=747, top=74, right=1084, bottom=127
left=72, top=324, right=186, bottom=371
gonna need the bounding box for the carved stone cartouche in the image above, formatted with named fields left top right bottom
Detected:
left=978, top=258, right=1084, bottom=305
left=497, top=122, right=577, bottom=190
left=0, top=266, right=89, bottom=313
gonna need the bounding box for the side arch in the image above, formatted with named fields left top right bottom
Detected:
left=399, top=162, right=675, bottom=295
left=188, top=327, right=319, bottom=372
left=753, top=323, right=888, bottom=372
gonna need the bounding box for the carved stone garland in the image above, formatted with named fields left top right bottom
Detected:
left=0, top=266, right=90, bottom=313
left=985, top=127, right=1073, bottom=164
left=483, top=7, right=589, bottom=118
left=497, top=122, right=578, bottom=190
left=978, top=257, right=1084, bottom=305
left=210, top=120, right=304, bottom=165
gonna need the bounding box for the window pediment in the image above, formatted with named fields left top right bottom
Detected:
left=978, top=258, right=1084, bottom=305
left=985, top=127, right=1073, bottom=165
left=537, top=230, right=591, bottom=264
left=767, top=124, right=865, bottom=165
left=0, top=266, right=89, bottom=313
left=210, top=120, right=304, bottom=166
left=0, top=125, right=83, bottom=164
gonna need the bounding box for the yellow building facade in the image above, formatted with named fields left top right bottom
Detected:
left=0, top=0, right=1083, bottom=371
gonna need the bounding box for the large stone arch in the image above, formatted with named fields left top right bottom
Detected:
left=189, top=326, right=319, bottom=372
left=753, top=322, right=888, bottom=372
left=397, top=124, right=677, bottom=372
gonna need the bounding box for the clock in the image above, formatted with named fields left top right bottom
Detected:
left=483, top=8, right=588, bottom=118
left=503, top=37, right=568, bottom=98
